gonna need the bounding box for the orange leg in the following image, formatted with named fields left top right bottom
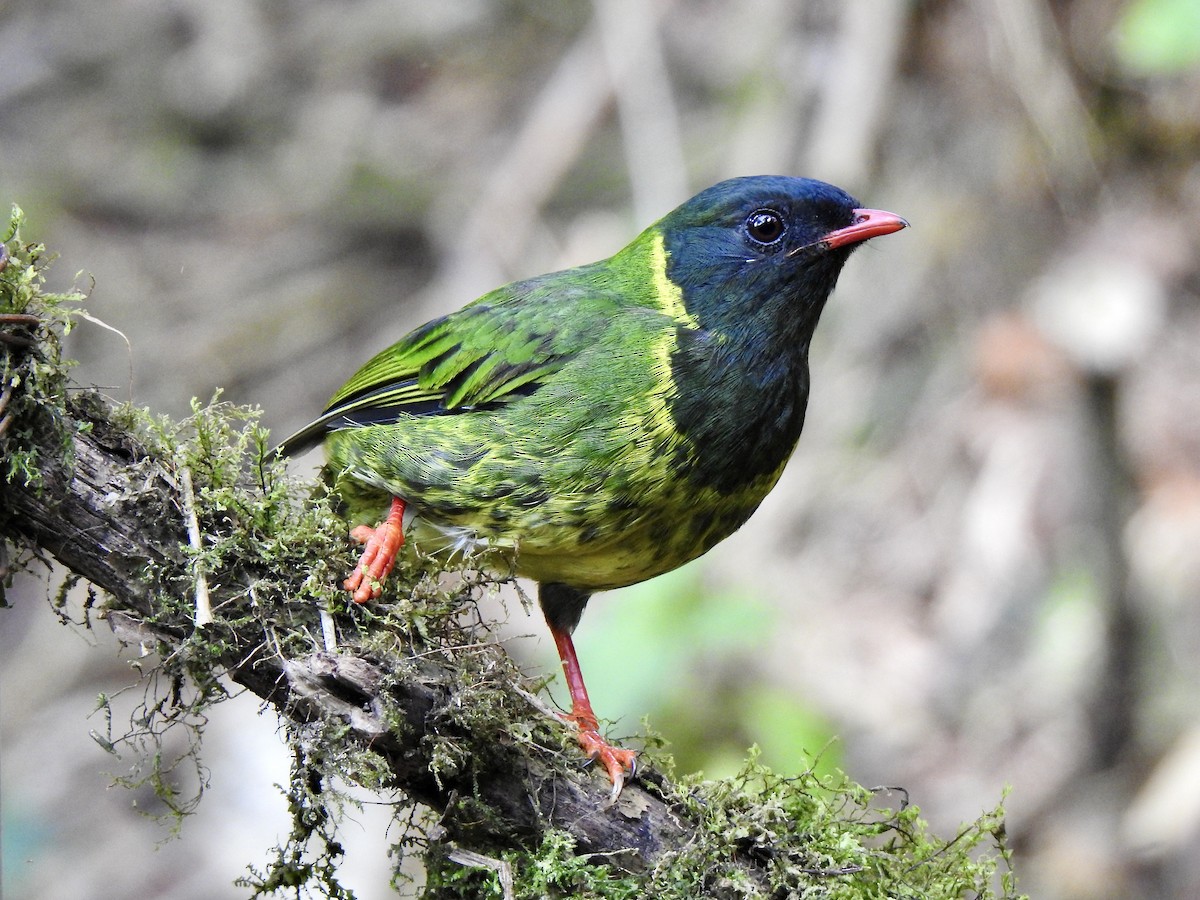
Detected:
left=344, top=496, right=406, bottom=603
left=548, top=621, right=637, bottom=802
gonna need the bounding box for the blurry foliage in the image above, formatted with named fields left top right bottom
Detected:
left=573, top=566, right=841, bottom=780
left=1115, top=0, right=1200, bottom=73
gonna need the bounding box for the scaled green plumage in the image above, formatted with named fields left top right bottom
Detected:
left=282, top=175, right=908, bottom=795
left=304, top=230, right=771, bottom=593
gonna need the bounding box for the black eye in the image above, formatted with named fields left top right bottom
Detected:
left=745, top=209, right=786, bottom=245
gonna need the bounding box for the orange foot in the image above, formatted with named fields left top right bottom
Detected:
left=569, top=712, right=637, bottom=805
left=546, top=622, right=638, bottom=802
left=344, top=497, right=406, bottom=603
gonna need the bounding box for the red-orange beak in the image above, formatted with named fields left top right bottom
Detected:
left=822, top=208, right=909, bottom=250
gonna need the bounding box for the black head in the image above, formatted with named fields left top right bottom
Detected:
left=656, top=175, right=906, bottom=340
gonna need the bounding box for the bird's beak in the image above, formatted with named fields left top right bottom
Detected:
left=821, top=208, right=909, bottom=250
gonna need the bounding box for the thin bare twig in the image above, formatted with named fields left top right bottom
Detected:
left=447, top=847, right=515, bottom=900
left=0, top=312, right=41, bottom=349
left=178, top=466, right=214, bottom=627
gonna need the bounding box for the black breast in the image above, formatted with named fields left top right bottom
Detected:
left=666, top=326, right=810, bottom=494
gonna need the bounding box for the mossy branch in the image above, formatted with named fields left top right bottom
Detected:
left=0, top=212, right=1022, bottom=898
left=1, top=386, right=689, bottom=861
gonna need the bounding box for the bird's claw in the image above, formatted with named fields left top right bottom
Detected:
left=574, top=725, right=637, bottom=805
left=343, top=516, right=404, bottom=603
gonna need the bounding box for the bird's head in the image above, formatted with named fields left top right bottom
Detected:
left=653, top=175, right=907, bottom=341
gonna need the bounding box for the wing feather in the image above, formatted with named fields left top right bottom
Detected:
left=276, top=275, right=601, bottom=456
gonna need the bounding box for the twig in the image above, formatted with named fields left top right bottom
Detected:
left=0, top=380, right=15, bottom=439
left=319, top=607, right=338, bottom=652
left=178, top=466, right=214, bottom=627
left=447, top=847, right=515, bottom=900
left=0, top=312, right=41, bottom=348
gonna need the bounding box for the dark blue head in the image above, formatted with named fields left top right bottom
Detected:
left=655, top=176, right=906, bottom=493
left=657, top=175, right=906, bottom=344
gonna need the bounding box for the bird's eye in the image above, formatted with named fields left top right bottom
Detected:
left=745, top=209, right=786, bottom=245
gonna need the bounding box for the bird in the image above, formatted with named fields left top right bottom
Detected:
left=280, top=175, right=907, bottom=799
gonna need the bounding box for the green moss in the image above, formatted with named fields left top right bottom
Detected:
left=100, top=394, right=555, bottom=895
left=0, top=205, right=88, bottom=491
left=423, top=755, right=1021, bottom=899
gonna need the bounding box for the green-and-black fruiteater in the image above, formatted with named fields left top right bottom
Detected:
left=281, top=175, right=908, bottom=798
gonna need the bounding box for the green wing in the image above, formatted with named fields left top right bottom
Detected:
left=331, top=301, right=567, bottom=413
left=278, top=267, right=608, bottom=455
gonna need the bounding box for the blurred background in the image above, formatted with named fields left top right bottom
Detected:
left=3, top=0, right=1200, bottom=897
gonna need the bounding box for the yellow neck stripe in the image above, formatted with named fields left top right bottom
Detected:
left=650, top=231, right=700, bottom=329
